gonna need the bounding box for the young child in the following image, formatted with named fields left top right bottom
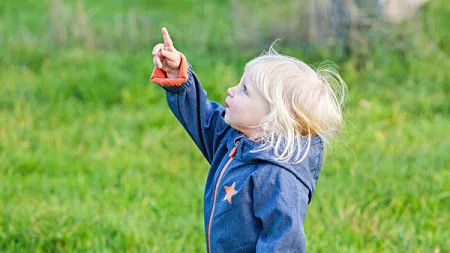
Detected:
left=150, top=27, right=346, bottom=253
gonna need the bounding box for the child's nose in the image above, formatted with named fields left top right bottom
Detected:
left=227, top=87, right=234, bottom=96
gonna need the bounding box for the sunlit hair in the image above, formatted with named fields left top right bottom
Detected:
left=246, top=41, right=347, bottom=164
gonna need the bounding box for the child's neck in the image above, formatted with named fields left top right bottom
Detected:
left=242, top=129, right=265, bottom=142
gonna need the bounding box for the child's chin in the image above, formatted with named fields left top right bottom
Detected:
left=223, top=115, right=232, bottom=126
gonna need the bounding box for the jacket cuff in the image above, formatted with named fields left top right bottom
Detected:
left=149, top=52, right=189, bottom=86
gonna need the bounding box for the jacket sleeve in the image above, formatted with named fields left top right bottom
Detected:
left=253, top=166, right=310, bottom=253
left=149, top=53, right=230, bottom=164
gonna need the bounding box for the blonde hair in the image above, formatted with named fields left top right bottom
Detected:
left=246, top=43, right=347, bottom=164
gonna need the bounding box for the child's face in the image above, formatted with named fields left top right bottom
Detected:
left=224, top=73, right=269, bottom=138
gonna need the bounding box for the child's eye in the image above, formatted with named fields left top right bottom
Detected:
left=242, top=85, right=248, bottom=94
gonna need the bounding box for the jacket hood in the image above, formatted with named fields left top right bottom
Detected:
left=225, top=128, right=324, bottom=203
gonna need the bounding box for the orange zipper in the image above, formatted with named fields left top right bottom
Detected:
left=207, top=137, right=240, bottom=253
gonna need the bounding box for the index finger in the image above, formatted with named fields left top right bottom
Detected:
left=162, top=27, right=174, bottom=49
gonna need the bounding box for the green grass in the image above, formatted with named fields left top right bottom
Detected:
left=0, top=0, right=449, bottom=252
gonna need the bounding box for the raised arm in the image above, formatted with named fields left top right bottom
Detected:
left=150, top=27, right=230, bottom=164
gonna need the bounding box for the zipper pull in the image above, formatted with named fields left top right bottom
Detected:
left=229, top=134, right=243, bottom=158
left=229, top=146, right=237, bottom=158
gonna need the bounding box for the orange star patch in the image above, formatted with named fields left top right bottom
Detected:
left=223, top=182, right=237, bottom=204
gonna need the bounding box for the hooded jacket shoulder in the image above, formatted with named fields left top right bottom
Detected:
left=226, top=128, right=324, bottom=204
left=241, top=132, right=324, bottom=252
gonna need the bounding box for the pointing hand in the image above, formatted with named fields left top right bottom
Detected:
left=152, top=27, right=181, bottom=78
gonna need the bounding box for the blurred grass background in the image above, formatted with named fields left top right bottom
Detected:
left=0, top=0, right=448, bottom=252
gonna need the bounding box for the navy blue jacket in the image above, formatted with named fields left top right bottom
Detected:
left=150, top=55, right=324, bottom=253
